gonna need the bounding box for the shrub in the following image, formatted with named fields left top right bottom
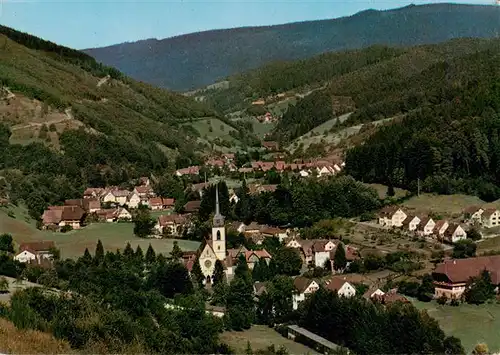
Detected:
left=60, top=225, right=73, bottom=233
left=437, top=296, right=448, bottom=305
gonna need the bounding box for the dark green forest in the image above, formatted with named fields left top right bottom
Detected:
left=345, top=60, right=500, bottom=200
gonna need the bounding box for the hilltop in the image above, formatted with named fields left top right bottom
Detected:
left=84, top=3, right=500, bottom=91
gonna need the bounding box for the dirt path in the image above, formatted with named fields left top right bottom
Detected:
left=10, top=108, right=73, bottom=131
left=97, top=75, right=110, bottom=88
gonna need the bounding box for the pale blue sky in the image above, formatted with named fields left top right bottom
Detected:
left=0, top=0, right=492, bottom=49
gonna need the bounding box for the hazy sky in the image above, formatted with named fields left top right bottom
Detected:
left=0, top=0, right=492, bottom=49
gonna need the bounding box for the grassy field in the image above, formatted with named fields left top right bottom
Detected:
left=186, top=118, right=238, bottom=142
left=0, top=205, right=199, bottom=259
left=411, top=299, right=500, bottom=353
left=401, top=194, right=486, bottom=219
left=220, top=325, right=318, bottom=354
left=366, top=183, right=408, bottom=200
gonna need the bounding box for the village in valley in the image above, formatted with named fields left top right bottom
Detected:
left=5, top=141, right=500, bottom=351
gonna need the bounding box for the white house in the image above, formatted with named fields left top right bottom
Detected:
left=402, top=215, right=421, bottom=231
left=325, top=277, right=356, bottom=298
left=363, top=287, right=385, bottom=300
left=292, top=277, right=320, bottom=310
left=443, top=224, right=467, bottom=244
left=313, top=240, right=336, bottom=268
left=113, top=190, right=130, bottom=206
left=229, top=192, right=239, bottom=204
left=115, top=207, right=132, bottom=221
left=126, top=192, right=142, bottom=209
left=286, top=236, right=303, bottom=249
left=464, top=206, right=484, bottom=225
left=482, top=208, right=500, bottom=228
left=433, top=220, right=449, bottom=239
left=14, top=241, right=55, bottom=264
left=417, top=217, right=436, bottom=236
left=101, top=191, right=116, bottom=204
left=299, top=170, right=310, bottom=178
left=378, top=206, right=407, bottom=227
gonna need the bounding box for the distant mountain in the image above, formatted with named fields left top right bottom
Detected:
left=84, top=3, right=500, bottom=91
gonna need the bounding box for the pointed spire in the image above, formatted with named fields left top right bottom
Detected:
left=215, top=183, right=220, bottom=216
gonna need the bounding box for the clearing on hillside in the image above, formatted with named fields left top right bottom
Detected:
left=220, top=325, right=318, bottom=354
left=401, top=194, right=488, bottom=219
left=0, top=205, right=199, bottom=259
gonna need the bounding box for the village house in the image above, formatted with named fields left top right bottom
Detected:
left=402, top=215, right=421, bottom=232
left=42, top=205, right=86, bottom=230
left=325, top=276, right=356, bottom=298
left=244, top=250, right=272, bottom=269
left=416, top=217, right=436, bottom=236
left=253, top=282, right=268, bottom=298
left=313, top=240, right=337, bottom=268
left=482, top=208, right=500, bottom=228
left=83, top=187, right=105, bottom=199
left=126, top=192, right=143, bottom=209
left=464, top=206, right=484, bottom=225
left=433, top=220, right=449, bottom=239
left=149, top=197, right=175, bottom=211
left=64, top=199, right=101, bottom=213
left=115, top=207, right=132, bottom=221
left=432, top=255, right=500, bottom=299
left=260, top=226, right=288, bottom=241
left=229, top=191, right=239, bottom=204
left=133, top=185, right=154, bottom=198
left=378, top=206, right=407, bottom=227
left=175, top=166, right=200, bottom=177
left=188, top=183, right=209, bottom=198
left=443, top=223, right=467, bottom=244
left=292, top=277, right=320, bottom=310
left=155, top=214, right=188, bottom=236
left=96, top=209, right=119, bottom=223
left=363, top=287, right=385, bottom=301
left=14, top=241, right=55, bottom=263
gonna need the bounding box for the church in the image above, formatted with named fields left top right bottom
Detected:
left=197, top=185, right=272, bottom=283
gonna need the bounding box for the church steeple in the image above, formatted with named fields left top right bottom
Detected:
left=213, top=183, right=225, bottom=227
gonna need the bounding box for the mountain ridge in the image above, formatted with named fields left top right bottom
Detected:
left=84, top=3, right=500, bottom=91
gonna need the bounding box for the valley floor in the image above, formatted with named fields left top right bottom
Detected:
left=0, top=204, right=199, bottom=259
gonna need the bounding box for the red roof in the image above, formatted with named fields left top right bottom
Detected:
left=294, top=277, right=315, bottom=293
left=158, top=214, right=186, bottom=226
left=433, top=255, right=500, bottom=284
left=325, top=276, right=351, bottom=292
left=163, top=198, right=175, bottom=207
left=19, top=241, right=55, bottom=253
left=183, top=200, right=201, bottom=213
left=149, top=197, right=163, bottom=206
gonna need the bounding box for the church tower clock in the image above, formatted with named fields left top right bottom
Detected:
left=212, top=184, right=226, bottom=260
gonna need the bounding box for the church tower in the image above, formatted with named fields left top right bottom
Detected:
left=212, top=184, right=226, bottom=260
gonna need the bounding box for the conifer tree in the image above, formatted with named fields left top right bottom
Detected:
left=94, top=240, right=104, bottom=264
left=145, top=244, right=156, bottom=264
left=124, top=242, right=134, bottom=261
left=80, top=248, right=92, bottom=266
left=213, top=259, right=225, bottom=285
left=170, top=241, right=183, bottom=260
left=135, top=245, right=144, bottom=263
left=191, top=258, right=205, bottom=288
left=333, top=243, right=347, bottom=271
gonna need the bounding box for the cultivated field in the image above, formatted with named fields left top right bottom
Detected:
left=0, top=205, right=199, bottom=259
left=220, top=325, right=318, bottom=354
left=411, top=299, right=500, bottom=353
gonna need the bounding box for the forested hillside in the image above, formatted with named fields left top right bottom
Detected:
left=84, top=3, right=500, bottom=91
left=345, top=47, right=500, bottom=201
left=0, top=27, right=218, bottom=219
